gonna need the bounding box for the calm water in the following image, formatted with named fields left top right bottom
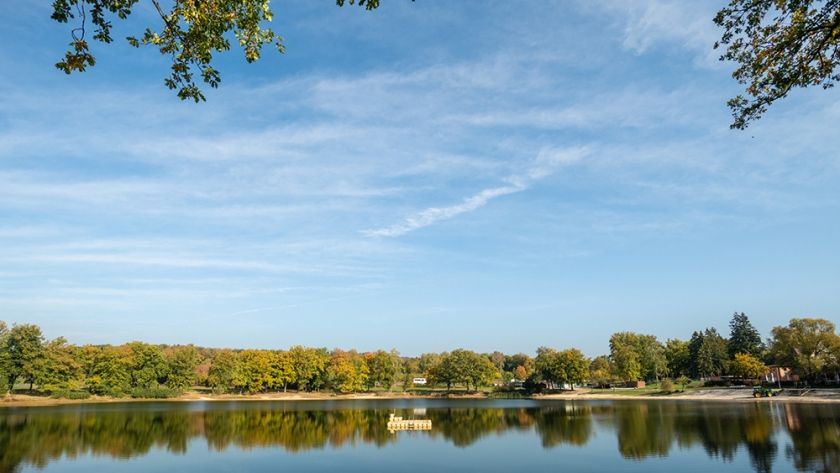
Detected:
left=1, top=399, right=839, bottom=473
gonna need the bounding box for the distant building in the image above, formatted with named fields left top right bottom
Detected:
left=764, top=365, right=798, bottom=384
left=412, top=377, right=427, bottom=385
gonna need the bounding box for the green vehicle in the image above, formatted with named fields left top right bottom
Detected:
left=753, top=386, right=782, bottom=398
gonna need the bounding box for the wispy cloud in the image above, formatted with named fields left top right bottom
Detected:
left=228, top=307, right=277, bottom=316
left=578, top=0, right=721, bottom=67
left=364, top=147, right=588, bottom=237
left=1, top=0, right=837, bottom=352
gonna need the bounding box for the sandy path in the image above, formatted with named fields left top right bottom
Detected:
left=4, top=389, right=840, bottom=407
left=538, top=388, right=840, bottom=403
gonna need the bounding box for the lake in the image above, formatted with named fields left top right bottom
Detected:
left=1, top=399, right=838, bottom=472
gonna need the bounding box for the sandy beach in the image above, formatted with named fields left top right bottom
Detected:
left=3, top=388, right=840, bottom=408
left=538, top=387, right=840, bottom=403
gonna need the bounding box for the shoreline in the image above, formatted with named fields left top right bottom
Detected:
left=537, top=390, right=840, bottom=404
left=4, top=388, right=840, bottom=408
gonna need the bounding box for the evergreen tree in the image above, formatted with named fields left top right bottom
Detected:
left=728, top=312, right=763, bottom=358
left=697, top=328, right=729, bottom=378
left=688, top=331, right=705, bottom=378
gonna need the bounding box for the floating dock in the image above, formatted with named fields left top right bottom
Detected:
left=387, top=413, right=432, bottom=432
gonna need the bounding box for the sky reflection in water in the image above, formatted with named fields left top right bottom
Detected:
left=2, top=399, right=838, bottom=473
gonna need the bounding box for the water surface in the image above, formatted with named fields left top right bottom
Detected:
left=2, top=399, right=838, bottom=472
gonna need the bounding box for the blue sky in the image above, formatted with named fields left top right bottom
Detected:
left=1, top=1, right=838, bottom=356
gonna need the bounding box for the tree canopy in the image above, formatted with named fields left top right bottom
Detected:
left=715, top=0, right=840, bottom=129
left=534, top=347, right=588, bottom=389
left=4, top=324, right=46, bottom=392
left=730, top=352, right=768, bottom=379
left=769, top=318, right=840, bottom=382
left=50, top=0, right=381, bottom=101
left=1, top=315, right=839, bottom=398
left=608, top=332, right=667, bottom=382
left=48, top=1, right=840, bottom=126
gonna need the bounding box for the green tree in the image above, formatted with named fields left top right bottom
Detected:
left=696, top=328, right=729, bottom=378
left=398, top=356, right=418, bottom=389
left=429, top=352, right=456, bottom=389
left=238, top=349, right=275, bottom=393
left=609, top=332, right=666, bottom=381
left=418, top=352, right=442, bottom=380
left=272, top=350, right=296, bottom=392
left=559, top=349, right=589, bottom=388
left=534, top=347, right=560, bottom=386
left=535, top=347, right=588, bottom=389
left=50, top=0, right=381, bottom=101
left=38, top=337, right=82, bottom=392
left=87, top=345, right=132, bottom=395
left=769, top=318, right=840, bottom=382
left=390, top=349, right=404, bottom=386
left=463, top=351, right=499, bottom=390
left=165, top=345, right=200, bottom=390
left=0, top=321, right=11, bottom=394
left=127, top=342, right=169, bottom=389
left=714, top=0, right=840, bottom=129
left=637, top=335, right=668, bottom=381
left=5, top=324, right=47, bottom=392
left=612, top=346, right=641, bottom=382
left=730, top=352, right=768, bottom=380
left=75, top=344, right=100, bottom=382
left=728, top=312, right=763, bottom=358
left=289, top=345, right=329, bottom=391
left=432, top=349, right=496, bottom=391
left=688, top=330, right=705, bottom=378
left=664, top=339, right=691, bottom=378
left=327, top=349, right=368, bottom=393
left=503, top=353, right=533, bottom=374
left=364, top=350, right=398, bottom=390
left=589, top=355, right=612, bottom=386
left=208, top=349, right=243, bottom=393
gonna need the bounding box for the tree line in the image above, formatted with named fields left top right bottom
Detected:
left=1, top=314, right=839, bottom=397
left=599, top=314, right=840, bottom=387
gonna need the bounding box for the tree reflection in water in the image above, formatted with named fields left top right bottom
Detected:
left=1, top=401, right=839, bottom=472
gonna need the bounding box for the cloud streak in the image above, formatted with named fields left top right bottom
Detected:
left=364, top=147, right=588, bottom=237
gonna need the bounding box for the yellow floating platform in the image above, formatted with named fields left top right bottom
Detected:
left=387, top=414, right=432, bottom=432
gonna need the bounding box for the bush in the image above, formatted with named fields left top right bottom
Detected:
left=660, top=379, right=674, bottom=394
left=50, top=390, right=91, bottom=400
left=702, top=379, right=733, bottom=387
left=129, top=387, right=181, bottom=399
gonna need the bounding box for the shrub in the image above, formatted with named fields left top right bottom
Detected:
left=702, top=379, right=733, bottom=387
left=660, top=379, right=674, bottom=394
left=129, top=387, right=181, bottom=399
left=50, top=390, right=91, bottom=400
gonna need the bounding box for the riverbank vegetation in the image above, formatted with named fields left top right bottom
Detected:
left=1, top=314, right=838, bottom=399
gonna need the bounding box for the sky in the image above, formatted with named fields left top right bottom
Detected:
left=0, top=1, right=838, bottom=356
